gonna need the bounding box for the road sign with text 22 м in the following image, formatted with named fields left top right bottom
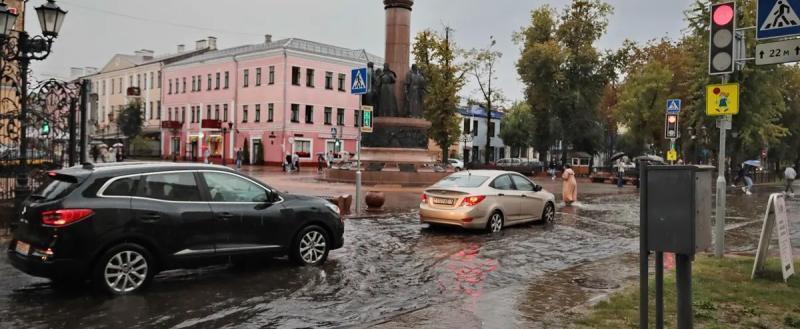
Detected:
left=706, top=83, right=739, bottom=116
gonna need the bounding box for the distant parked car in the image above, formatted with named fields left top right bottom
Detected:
left=448, top=159, right=464, bottom=171
left=420, top=170, right=556, bottom=232
left=8, top=162, right=345, bottom=295
left=495, top=158, right=543, bottom=176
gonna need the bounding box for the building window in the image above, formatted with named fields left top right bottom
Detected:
left=182, top=107, right=186, bottom=123
left=215, top=72, right=220, bottom=89
left=268, top=103, right=274, bottom=122
left=325, top=72, right=333, bottom=90
left=242, top=105, right=248, bottom=123
left=118, top=78, right=123, bottom=93
left=207, top=74, right=212, bottom=90
left=338, top=73, right=346, bottom=92
left=110, top=79, right=114, bottom=95
left=157, top=101, right=161, bottom=119
left=291, top=66, right=300, bottom=85
left=293, top=139, right=312, bottom=159
left=149, top=102, right=154, bottom=120
left=354, top=110, right=361, bottom=127
left=337, top=108, right=345, bottom=126
left=324, top=107, right=332, bottom=125
left=243, top=69, right=249, bottom=88
left=206, top=105, right=211, bottom=119
left=269, top=66, right=275, bottom=85
left=157, top=72, right=162, bottom=88
left=215, top=105, right=220, bottom=121
left=150, top=72, right=154, bottom=90
left=255, top=104, right=261, bottom=122
left=101, top=80, right=106, bottom=95
left=168, top=107, right=172, bottom=121
left=488, top=122, right=496, bottom=137
left=168, top=79, right=172, bottom=94
left=463, top=118, right=470, bottom=134
left=224, top=71, right=229, bottom=89
left=182, top=77, right=187, bottom=93
left=291, top=104, right=300, bottom=123
left=196, top=75, right=201, bottom=91
left=256, top=68, right=262, bottom=86
left=472, top=120, right=478, bottom=136
left=223, top=104, right=228, bottom=121
left=137, top=74, right=141, bottom=88
left=306, top=69, right=315, bottom=87
left=305, top=105, right=314, bottom=124
left=191, top=76, right=196, bottom=92
left=191, top=107, right=195, bottom=123
left=129, top=75, right=133, bottom=88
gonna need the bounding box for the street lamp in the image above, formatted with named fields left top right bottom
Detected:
left=1, top=0, right=67, bottom=215
left=221, top=122, right=232, bottom=166
left=461, top=134, right=472, bottom=163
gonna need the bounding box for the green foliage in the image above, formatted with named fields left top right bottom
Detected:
left=516, top=0, right=613, bottom=160
left=466, top=37, right=504, bottom=164
left=498, top=101, right=534, bottom=150
left=413, top=29, right=466, bottom=163
left=130, top=135, right=151, bottom=155
left=117, top=100, right=144, bottom=138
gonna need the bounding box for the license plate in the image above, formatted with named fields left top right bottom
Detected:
left=432, top=197, right=454, bottom=205
left=15, top=241, right=30, bottom=256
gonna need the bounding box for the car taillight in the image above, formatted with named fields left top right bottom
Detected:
left=41, top=209, right=94, bottom=227
left=421, top=193, right=428, bottom=203
left=461, top=195, right=486, bottom=207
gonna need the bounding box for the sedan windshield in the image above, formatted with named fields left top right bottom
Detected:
left=433, top=174, right=489, bottom=188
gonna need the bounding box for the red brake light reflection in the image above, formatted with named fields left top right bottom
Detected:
left=41, top=209, right=94, bottom=227
left=421, top=193, right=428, bottom=203
left=461, top=195, right=486, bottom=207
left=713, top=4, right=733, bottom=26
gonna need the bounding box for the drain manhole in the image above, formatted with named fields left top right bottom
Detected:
left=572, top=276, right=620, bottom=290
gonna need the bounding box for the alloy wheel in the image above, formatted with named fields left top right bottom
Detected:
left=544, top=204, right=555, bottom=223
left=104, top=250, right=148, bottom=293
left=489, top=213, right=503, bottom=233
left=299, top=230, right=327, bottom=264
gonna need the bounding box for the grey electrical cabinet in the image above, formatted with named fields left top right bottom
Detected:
left=645, top=165, right=713, bottom=255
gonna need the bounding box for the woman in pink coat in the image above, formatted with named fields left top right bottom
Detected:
left=562, top=164, right=578, bottom=205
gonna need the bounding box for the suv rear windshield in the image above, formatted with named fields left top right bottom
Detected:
left=31, top=175, right=77, bottom=201
left=433, top=174, right=489, bottom=188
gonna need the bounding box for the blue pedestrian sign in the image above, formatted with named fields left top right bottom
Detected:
left=351, top=67, right=369, bottom=95
left=666, top=99, right=682, bottom=114
left=758, top=0, right=800, bottom=40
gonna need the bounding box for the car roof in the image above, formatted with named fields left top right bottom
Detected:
left=58, top=162, right=236, bottom=178
left=452, top=169, right=520, bottom=178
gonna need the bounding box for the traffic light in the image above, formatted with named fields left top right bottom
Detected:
left=361, top=106, right=373, bottom=133
left=709, top=2, right=735, bottom=75
left=40, top=120, right=50, bottom=136
left=665, top=114, right=679, bottom=139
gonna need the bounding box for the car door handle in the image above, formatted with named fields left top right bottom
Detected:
left=217, top=212, right=234, bottom=221
left=498, top=193, right=505, bottom=196
left=520, top=194, right=528, bottom=198
left=139, top=213, right=161, bottom=222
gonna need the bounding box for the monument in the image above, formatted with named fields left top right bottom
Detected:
left=324, top=0, right=446, bottom=185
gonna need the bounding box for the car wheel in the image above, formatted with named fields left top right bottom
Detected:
left=93, top=243, right=155, bottom=295
left=541, top=202, right=556, bottom=223
left=290, top=225, right=330, bottom=266
left=486, top=211, right=504, bottom=233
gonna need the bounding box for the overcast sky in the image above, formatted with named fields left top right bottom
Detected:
left=30, top=0, right=695, bottom=103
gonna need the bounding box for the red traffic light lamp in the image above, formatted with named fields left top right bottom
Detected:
left=665, top=114, right=679, bottom=139
left=709, top=2, right=736, bottom=75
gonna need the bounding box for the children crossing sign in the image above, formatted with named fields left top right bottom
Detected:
left=758, top=0, right=800, bottom=39
left=706, top=83, right=739, bottom=116
left=351, top=67, right=369, bottom=95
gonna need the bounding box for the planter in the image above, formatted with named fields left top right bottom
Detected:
left=365, top=191, right=385, bottom=211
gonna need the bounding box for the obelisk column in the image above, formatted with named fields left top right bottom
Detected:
left=384, top=0, right=413, bottom=115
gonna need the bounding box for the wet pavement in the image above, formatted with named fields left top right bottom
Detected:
left=1, top=180, right=798, bottom=329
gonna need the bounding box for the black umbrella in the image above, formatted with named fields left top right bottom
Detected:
left=610, top=152, right=626, bottom=161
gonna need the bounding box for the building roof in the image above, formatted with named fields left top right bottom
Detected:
left=457, top=105, right=504, bottom=120
left=169, top=38, right=383, bottom=67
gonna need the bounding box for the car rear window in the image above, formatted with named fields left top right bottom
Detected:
left=31, top=175, right=77, bottom=201
left=433, top=174, right=489, bottom=188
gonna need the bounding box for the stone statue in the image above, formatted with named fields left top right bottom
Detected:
left=377, top=63, right=398, bottom=117
left=404, top=64, right=426, bottom=118
left=362, top=62, right=377, bottom=107
left=372, top=67, right=383, bottom=115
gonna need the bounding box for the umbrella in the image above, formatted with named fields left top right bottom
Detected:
left=610, top=152, right=626, bottom=161
left=742, top=160, right=761, bottom=168
left=89, top=140, right=104, bottom=145
left=634, top=154, right=665, bottom=164
left=112, top=143, right=123, bottom=148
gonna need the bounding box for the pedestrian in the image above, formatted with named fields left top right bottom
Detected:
left=317, top=153, right=325, bottom=172
left=616, top=159, right=625, bottom=188
left=549, top=161, right=557, bottom=180
left=738, top=165, right=753, bottom=195
left=562, top=163, right=578, bottom=205
left=203, top=147, right=210, bottom=164
left=285, top=154, right=292, bottom=172
left=292, top=152, right=300, bottom=172
left=235, top=148, right=243, bottom=171
left=785, top=165, right=796, bottom=196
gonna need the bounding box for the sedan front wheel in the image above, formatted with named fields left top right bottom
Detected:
left=290, top=225, right=330, bottom=266
left=486, top=212, right=504, bottom=233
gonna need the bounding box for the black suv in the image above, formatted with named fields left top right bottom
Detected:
left=7, top=163, right=345, bottom=294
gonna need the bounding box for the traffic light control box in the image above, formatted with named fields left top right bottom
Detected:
left=645, top=165, right=713, bottom=255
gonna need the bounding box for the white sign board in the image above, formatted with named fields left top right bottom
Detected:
left=755, top=38, right=800, bottom=65
left=752, top=193, right=795, bottom=281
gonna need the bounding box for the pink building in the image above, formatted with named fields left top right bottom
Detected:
left=161, top=36, right=381, bottom=165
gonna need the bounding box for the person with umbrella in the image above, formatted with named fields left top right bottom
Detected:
left=734, top=162, right=755, bottom=195
left=784, top=165, right=796, bottom=197
left=562, top=163, right=578, bottom=205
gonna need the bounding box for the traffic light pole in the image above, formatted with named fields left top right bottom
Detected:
left=355, top=100, right=362, bottom=217
left=714, top=75, right=730, bottom=258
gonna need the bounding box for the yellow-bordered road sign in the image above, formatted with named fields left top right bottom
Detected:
left=667, top=149, right=678, bottom=162
left=706, top=83, right=739, bottom=116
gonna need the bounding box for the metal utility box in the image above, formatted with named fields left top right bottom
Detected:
left=645, top=165, right=713, bottom=254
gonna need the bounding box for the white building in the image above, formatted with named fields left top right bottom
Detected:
left=456, top=105, right=537, bottom=163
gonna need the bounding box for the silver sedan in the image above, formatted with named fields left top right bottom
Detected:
left=419, top=170, right=556, bottom=232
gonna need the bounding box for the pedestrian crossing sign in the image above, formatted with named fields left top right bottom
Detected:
left=351, top=67, right=369, bottom=95
left=706, top=83, right=739, bottom=116
left=758, top=0, right=800, bottom=39
left=666, top=99, right=681, bottom=114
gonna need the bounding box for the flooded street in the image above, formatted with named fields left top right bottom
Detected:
left=1, top=186, right=797, bottom=329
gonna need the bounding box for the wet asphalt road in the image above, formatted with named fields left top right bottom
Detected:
left=0, top=186, right=797, bottom=329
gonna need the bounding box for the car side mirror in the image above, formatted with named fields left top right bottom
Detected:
left=533, top=184, right=542, bottom=192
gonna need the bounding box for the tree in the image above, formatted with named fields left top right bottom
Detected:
left=467, top=36, right=504, bottom=164
left=117, top=100, right=144, bottom=138
left=498, top=101, right=535, bottom=156
left=516, top=0, right=613, bottom=163
left=412, top=28, right=466, bottom=164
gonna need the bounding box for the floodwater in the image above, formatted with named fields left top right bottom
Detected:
left=0, top=187, right=796, bottom=329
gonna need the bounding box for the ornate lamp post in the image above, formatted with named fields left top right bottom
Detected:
left=0, top=0, right=67, bottom=213
left=461, top=134, right=472, bottom=163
